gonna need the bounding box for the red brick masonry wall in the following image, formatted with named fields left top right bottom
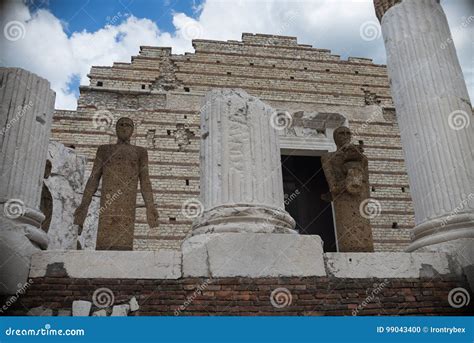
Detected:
left=3, top=276, right=473, bottom=316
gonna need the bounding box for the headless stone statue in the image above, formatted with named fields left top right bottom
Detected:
left=74, top=117, right=159, bottom=250
left=321, top=126, right=374, bottom=252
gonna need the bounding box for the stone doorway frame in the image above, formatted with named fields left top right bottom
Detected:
left=276, top=110, right=349, bottom=252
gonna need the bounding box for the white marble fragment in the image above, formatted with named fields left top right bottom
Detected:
left=129, top=297, right=139, bottom=312
left=72, top=300, right=91, bottom=316
left=111, top=304, right=130, bottom=316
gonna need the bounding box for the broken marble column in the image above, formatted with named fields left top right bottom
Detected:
left=0, top=68, right=55, bottom=294
left=375, top=0, right=474, bottom=252
left=182, top=89, right=326, bottom=278
left=192, top=88, right=296, bottom=235
left=42, top=141, right=88, bottom=249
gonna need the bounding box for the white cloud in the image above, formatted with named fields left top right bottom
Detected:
left=0, top=0, right=472, bottom=109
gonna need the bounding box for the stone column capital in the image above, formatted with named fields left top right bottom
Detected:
left=373, top=0, right=401, bottom=22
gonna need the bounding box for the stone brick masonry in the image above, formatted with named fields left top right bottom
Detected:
left=2, top=276, right=473, bottom=316
left=50, top=33, right=414, bottom=252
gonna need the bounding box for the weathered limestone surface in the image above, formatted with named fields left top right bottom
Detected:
left=43, top=141, right=86, bottom=249
left=182, top=233, right=326, bottom=277
left=416, top=238, right=474, bottom=290
left=27, top=306, right=53, bottom=316
left=325, top=252, right=461, bottom=278
left=192, top=88, right=295, bottom=235
left=72, top=300, right=91, bottom=316
left=111, top=304, right=130, bottom=316
left=0, top=68, right=55, bottom=294
left=279, top=111, right=347, bottom=154
left=377, top=0, right=474, bottom=253
left=29, top=250, right=181, bottom=279
left=92, top=309, right=107, bottom=317
left=129, top=296, right=139, bottom=312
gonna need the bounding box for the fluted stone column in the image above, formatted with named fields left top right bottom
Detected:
left=0, top=68, right=55, bottom=294
left=192, top=88, right=296, bottom=235
left=374, top=0, right=474, bottom=254
left=182, top=89, right=326, bottom=278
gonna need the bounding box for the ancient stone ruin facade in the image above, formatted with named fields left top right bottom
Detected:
left=1, top=0, right=472, bottom=317
left=50, top=33, right=413, bottom=252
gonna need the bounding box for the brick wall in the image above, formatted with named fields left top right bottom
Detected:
left=3, top=276, right=473, bottom=316
left=50, top=33, right=414, bottom=252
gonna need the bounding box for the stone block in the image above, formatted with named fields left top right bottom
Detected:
left=92, top=309, right=107, bottom=316
left=72, top=300, right=91, bottom=316
left=182, top=233, right=326, bottom=277
left=29, top=250, right=181, bottom=279
left=111, top=304, right=130, bottom=316
left=129, top=297, right=139, bottom=312
left=325, top=252, right=462, bottom=278
left=27, top=306, right=53, bottom=316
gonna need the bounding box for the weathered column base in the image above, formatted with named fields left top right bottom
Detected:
left=191, top=204, right=297, bottom=236
left=182, top=233, right=325, bottom=278
left=406, top=213, right=474, bottom=252
left=408, top=236, right=474, bottom=291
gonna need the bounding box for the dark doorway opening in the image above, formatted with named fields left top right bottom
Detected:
left=281, top=155, right=337, bottom=252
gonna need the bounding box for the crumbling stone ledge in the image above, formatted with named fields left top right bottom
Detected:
left=28, top=247, right=462, bottom=280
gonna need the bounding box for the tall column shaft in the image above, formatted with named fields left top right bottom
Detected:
left=375, top=0, right=474, bottom=251
left=0, top=68, right=55, bottom=294
left=192, top=89, right=295, bottom=235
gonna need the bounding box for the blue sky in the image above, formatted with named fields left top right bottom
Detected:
left=26, top=0, right=205, bottom=97
left=1, top=0, right=472, bottom=109
left=34, top=0, right=201, bottom=35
